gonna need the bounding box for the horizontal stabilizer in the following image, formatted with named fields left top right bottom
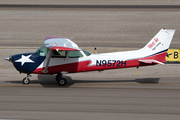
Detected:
left=139, top=59, right=164, bottom=65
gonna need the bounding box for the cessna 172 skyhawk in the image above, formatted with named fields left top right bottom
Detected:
left=5, top=28, right=175, bottom=86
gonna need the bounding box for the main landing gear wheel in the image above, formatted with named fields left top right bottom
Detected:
left=56, top=74, right=67, bottom=86
left=56, top=74, right=62, bottom=81
left=22, top=77, right=30, bottom=84
left=57, top=78, right=67, bottom=86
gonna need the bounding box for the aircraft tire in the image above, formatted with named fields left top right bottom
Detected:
left=57, top=78, right=67, bottom=86
left=56, top=74, right=62, bottom=81
left=22, top=77, right=30, bottom=84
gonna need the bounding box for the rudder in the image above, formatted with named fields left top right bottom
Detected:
left=140, top=28, right=175, bottom=64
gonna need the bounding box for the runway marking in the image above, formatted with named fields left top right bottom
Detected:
left=0, top=85, right=180, bottom=90
left=0, top=82, right=180, bottom=90
left=72, top=82, right=180, bottom=86
left=71, top=87, right=180, bottom=90
left=0, top=85, right=43, bottom=87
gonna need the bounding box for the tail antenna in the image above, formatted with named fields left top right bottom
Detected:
left=70, top=36, right=74, bottom=40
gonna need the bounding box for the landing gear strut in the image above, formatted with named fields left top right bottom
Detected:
left=22, top=74, right=31, bottom=84
left=56, top=73, right=67, bottom=86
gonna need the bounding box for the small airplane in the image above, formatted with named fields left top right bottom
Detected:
left=5, top=28, right=175, bottom=86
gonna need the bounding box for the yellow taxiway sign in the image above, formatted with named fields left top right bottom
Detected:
left=166, top=49, right=180, bottom=62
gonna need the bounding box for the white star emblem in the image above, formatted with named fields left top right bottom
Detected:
left=15, top=54, right=35, bottom=66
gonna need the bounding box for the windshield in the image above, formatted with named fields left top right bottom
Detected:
left=36, top=45, right=49, bottom=56
left=82, top=49, right=91, bottom=56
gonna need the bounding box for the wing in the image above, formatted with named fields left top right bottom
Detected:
left=44, top=36, right=80, bottom=51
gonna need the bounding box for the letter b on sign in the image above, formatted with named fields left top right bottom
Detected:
left=174, top=52, right=178, bottom=59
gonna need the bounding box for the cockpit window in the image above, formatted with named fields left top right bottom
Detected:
left=51, top=50, right=67, bottom=58
left=36, top=45, right=49, bottom=56
left=82, top=49, right=91, bottom=56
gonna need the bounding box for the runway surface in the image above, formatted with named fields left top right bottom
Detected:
left=0, top=73, right=180, bottom=120
left=0, top=4, right=180, bottom=120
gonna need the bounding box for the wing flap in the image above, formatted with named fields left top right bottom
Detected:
left=139, top=59, right=164, bottom=65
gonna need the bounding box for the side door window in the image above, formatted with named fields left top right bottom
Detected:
left=68, top=51, right=83, bottom=58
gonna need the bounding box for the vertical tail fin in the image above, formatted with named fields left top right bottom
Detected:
left=140, top=28, right=175, bottom=64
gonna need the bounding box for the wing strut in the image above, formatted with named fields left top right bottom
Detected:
left=43, top=49, right=53, bottom=73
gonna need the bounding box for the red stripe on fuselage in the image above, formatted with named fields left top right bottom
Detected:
left=33, top=60, right=92, bottom=74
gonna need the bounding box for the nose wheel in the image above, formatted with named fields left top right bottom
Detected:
left=22, top=74, right=31, bottom=84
